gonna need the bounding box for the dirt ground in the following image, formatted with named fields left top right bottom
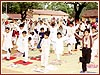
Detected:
left=1, top=45, right=99, bottom=74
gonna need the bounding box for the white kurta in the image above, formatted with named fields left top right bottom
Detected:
left=49, top=26, right=58, bottom=41
left=37, top=23, right=48, bottom=32
left=55, top=37, right=66, bottom=55
left=40, top=38, right=51, bottom=67
left=66, top=26, right=76, bottom=44
left=17, top=35, right=28, bottom=53
left=2, top=31, right=13, bottom=51
left=28, top=34, right=35, bottom=48
left=49, top=26, right=58, bottom=50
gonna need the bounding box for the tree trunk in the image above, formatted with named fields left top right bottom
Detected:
left=75, top=11, right=80, bottom=22
left=21, top=9, right=27, bottom=21
left=74, top=2, right=86, bottom=23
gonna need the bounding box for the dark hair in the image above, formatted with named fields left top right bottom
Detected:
left=44, top=31, right=50, bottom=36
left=22, top=31, right=27, bottom=34
left=70, top=21, right=73, bottom=25
left=40, top=20, right=43, bottom=23
left=84, top=29, right=90, bottom=33
left=57, top=32, right=62, bottom=36
left=40, top=28, right=44, bottom=31
left=28, top=37, right=32, bottom=41
left=51, top=22, right=55, bottom=26
left=31, top=32, right=34, bottom=35
left=5, top=27, right=10, bottom=30
left=92, top=26, right=96, bottom=30
left=19, top=23, right=24, bottom=27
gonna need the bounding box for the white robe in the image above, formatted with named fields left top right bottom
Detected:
left=2, top=31, right=13, bottom=51
left=40, top=38, right=51, bottom=67
left=16, top=35, right=28, bottom=53
left=55, top=37, right=66, bottom=55
left=66, top=26, right=76, bottom=44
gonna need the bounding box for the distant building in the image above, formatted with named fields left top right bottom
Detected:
left=2, top=9, right=69, bottom=22
left=7, top=14, right=32, bottom=20
left=82, top=9, right=98, bottom=22
left=27, top=9, right=69, bottom=21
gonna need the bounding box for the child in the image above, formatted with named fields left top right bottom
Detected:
left=16, top=31, right=28, bottom=62
left=40, top=31, right=51, bottom=68
left=28, top=37, right=32, bottom=50
left=74, top=29, right=93, bottom=73
left=28, top=32, right=35, bottom=50
left=55, top=32, right=67, bottom=63
left=2, top=27, right=13, bottom=60
left=37, top=28, right=45, bottom=50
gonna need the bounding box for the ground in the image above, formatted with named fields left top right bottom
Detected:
left=1, top=45, right=99, bottom=74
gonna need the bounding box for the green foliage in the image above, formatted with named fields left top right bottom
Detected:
left=2, top=2, right=98, bottom=19
left=85, top=2, right=98, bottom=10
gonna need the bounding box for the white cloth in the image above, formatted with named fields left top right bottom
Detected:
left=55, top=37, right=66, bottom=55
left=40, top=38, right=51, bottom=67
left=91, top=38, right=99, bottom=62
left=37, top=23, right=48, bottom=32
left=28, top=34, right=35, bottom=48
left=49, top=26, right=58, bottom=50
left=16, top=35, right=28, bottom=54
left=66, top=26, right=76, bottom=44
left=2, top=31, right=13, bottom=51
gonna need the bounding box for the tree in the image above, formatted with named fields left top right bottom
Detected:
left=2, top=2, right=98, bottom=21
left=47, top=2, right=74, bottom=17
left=66, top=2, right=98, bottom=22
left=73, top=2, right=87, bottom=22
left=2, top=2, right=46, bottom=20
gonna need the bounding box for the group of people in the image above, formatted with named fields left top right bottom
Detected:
left=1, top=17, right=98, bottom=73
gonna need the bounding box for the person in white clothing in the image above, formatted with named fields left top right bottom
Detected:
left=48, top=21, right=59, bottom=53
left=17, top=23, right=28, bottom=37
left=66, top=22, right=76, bottom=54
left=16, top=31, right=29, bottom=62
left=37, top=20, right=48, bottom=32
left=55, top=32, right=67, bottom=62
left=40, top=31, right=51, bottom=68
left=2, top=27, right=13, bottom=60
left=91, top=26, right=98, bottom=63
left=28, top=32, right=35, bottom=50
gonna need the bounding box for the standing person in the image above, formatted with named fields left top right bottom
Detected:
left=16, top=31, right=29, bottom=62
left=66, top=22, right=76, bottom=54
left=48, top=21, right=59, bottom=53
left=75, top=22, right=80, bottom=51
left=37, top=20, right=48, bottom=32
left=2, top=27, right=13, bottom=60
left=37, top=28, right=45, bottom=50
left=91, top=26, right=98, bottom=63
left=40, top=31, right=51, bottom=68
left=29, top=32, right=35, bottom=50
left=55, top=32, right=67, bottom=64
left=74, top=29, right=94, bottom=73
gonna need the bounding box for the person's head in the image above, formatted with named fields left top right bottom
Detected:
left=5, top=27, right=10, bottom=33
left=44, top=31, right=50, bottom=39
left=69, top=22, right=73, bottom=27
left=40, top=28, right=44, bottom=32
left=31, top=32, right=34, bottom=36
left=57, top=32, right=62, bottom=39
left=39, top=20, right=43, bottom=25
left=92, top=26, right=96, bottom=33
left=84, top=29, right=90, bottom=36
left=34, top=20, right=38, bottom=26
left=22, top=31, right=27, bottom=37
left=51, top=22, right=55, bottom=27
left=19, top=23, right=24, bottom=29
left=28, top=37, right=32, bottom=42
